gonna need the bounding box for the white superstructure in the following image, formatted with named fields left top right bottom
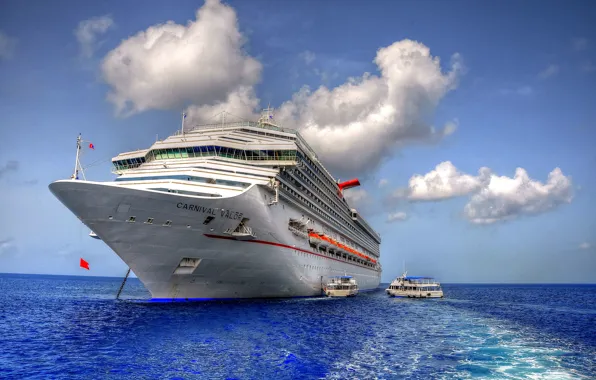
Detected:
left=386, top=272, right=444, bottom=298
left=49, top=109, right=382, bottom=300
left=324, top=276, right=359, bottom=297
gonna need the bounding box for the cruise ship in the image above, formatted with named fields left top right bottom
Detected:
left=49, top=109, right=382, bottom=300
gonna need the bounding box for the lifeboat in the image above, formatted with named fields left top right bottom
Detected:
left=309, top=232, right=378, bottom=264
left=308, top=232, right=330, bottom=248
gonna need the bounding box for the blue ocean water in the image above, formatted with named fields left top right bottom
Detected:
left=0, top=274, right=594, bottom=379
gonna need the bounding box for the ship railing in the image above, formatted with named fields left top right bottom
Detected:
left=178, top=120, right=298, bottom=136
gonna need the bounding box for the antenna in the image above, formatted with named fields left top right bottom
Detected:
left=71, top=134, right=87, bottom=181
left=181, top=111, right=186, bottom=135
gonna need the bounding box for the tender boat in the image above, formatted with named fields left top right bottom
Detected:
left=386, top=271, right=444, bottom=298
left=324, top=276, right=358, bottom=297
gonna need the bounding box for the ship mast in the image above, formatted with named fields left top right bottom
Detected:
left=71, top=134, right=87, bottom=180
left=181, top=111, right=186, bottom=136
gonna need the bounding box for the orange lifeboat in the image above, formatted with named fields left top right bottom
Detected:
left=308, top=231, right=378, bottom=264
left=308, top=232, right=330, bottom=248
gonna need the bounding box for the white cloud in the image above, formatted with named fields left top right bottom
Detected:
left=579, top=242, right=591, bottom=250
left=401, top=161, right=490, bottom=201
left=0, top=31, right=18, bottom=60
left=101, top=0, right=262, bottom=117
left=75, top=15, right=114, bottom=59
left=184, top=86, right=260, bottom=126
left=572, top=37, right=588, bottom=51
left=379, top=178, right=389, bottom=188
left=463, top=167, right=573, bottom=224
left=100, top=4, right=463, bottom=177
left=275, top=40, right=464, bottom=176
left=395, top=162, right=573, bottom=224
left=538, top=64, right=559, bottom=79
left=443, top=119, right=458, bottom=136
left=387, top=211, right=407, bottom=223
left=343, top=188, right=369, bottom=209
left=300, top=50, right=316, bottom=65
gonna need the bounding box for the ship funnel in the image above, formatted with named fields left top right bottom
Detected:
left=338, top=178, right=361, bottom=193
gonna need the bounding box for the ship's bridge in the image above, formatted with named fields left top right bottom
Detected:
left=111, top=112, right=308, bottom=173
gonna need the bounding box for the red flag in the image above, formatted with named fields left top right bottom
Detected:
left=80, top=258, right=90, bottom=270
left=89, top=143, right=95, bottom=150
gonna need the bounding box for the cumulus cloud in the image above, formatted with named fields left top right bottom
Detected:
left=394, top=161, right=573, bottom=224
left=0, top=160, right=19, bottom=178
left=538, top=64, right=559, bottom=79
left=0, top=31, right=18, bottom=60
left=99, top=3, right=463, bottom=178
left=400, top=161, right=489, bottom=201
left=75, top=15, right=114, bottom=59
left=579, top=242, right=591, bottom=250
left=184, top=86, right=260, bottom=125
left=387, top=211, right=407, bottom=223
left=275, top=39, right=464, bottom=176
left=300, top=50, right=316, bottom=65
left=343, top=188, right=369, bottom=209
left=464, top=167, right=573, bottom=224
left=101, top=0, right=262, bottom=117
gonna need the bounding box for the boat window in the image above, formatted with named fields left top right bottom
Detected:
left=127, top=216, right=136, bottom=223
left=203, top=216, right=215, bottom=225
left=145, top=218, right=154, bottom=224
left=124, top=146, right=297, bottom=166
left=164, top=220, right=172, bottom=226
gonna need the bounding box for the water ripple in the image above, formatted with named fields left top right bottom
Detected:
left=0, top=275, right=594, bottom=379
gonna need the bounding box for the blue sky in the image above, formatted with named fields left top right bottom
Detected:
left=0, top=0, right=595, bottom=282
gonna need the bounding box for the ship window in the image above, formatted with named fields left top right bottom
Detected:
left=108, top=215, right=113, bottom=220
left=164, top=220, right=172, bottom=226
left=203, top=216, right=215, bottom=225
left=127, top=216, right=136, bottom=223
left=145, top=218, right=154, bottom=224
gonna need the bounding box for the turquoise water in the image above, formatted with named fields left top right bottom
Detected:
left=0, top=274, right=594, bottom=379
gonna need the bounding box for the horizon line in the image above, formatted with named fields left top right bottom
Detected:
left=1, top=272, right=594, bottom=285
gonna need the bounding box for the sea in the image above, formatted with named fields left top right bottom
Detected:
left=0, top=274, right=594, bottom=379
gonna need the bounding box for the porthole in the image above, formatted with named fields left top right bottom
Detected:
left=127, top=216, right=136, bottom=223
left=164, top=220, right=172, bottom=226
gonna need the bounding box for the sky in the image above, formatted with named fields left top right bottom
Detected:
left=0, top=0, right=595, bottom=283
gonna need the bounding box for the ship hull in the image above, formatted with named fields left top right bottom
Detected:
left=49, top=180, right=381, bottom=300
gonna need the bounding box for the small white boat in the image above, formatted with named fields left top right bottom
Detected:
left=386, top=271, right=444, bottom=298
left=324, top=276, right=358, bottom=297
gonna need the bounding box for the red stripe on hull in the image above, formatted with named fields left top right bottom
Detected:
left=203, top=233, right=378, bottom=270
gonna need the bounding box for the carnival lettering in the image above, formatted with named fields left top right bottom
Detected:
left=176, top=203, right=243, bottom=220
